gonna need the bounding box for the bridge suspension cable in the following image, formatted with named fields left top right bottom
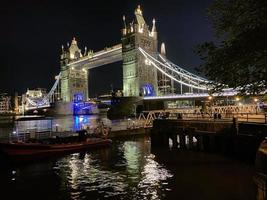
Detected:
left=25, top=73, right=61, bottom=109
left=138, top=47, right=210, bottom=91
left=158, top=54, right=209, bottom=83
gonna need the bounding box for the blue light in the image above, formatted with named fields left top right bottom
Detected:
left=73, top=115, right=91, bottom=131
left=74, top=93, right=84, bottom=103
left=73, top=101, right=96, bottom=115
left=141, top=84, right=155, bottom=97
left=74, top=116, right=80, bottom=130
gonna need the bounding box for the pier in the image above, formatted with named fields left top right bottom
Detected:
left=151, top=118, right=267, bottom=162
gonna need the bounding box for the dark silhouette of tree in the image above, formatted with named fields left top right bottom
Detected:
left=196, top=0, right=267, bottom=95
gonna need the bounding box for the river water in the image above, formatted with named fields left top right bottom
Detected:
left=0, top=115, right=256, bottom=200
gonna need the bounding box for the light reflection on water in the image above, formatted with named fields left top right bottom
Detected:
left=0, top=116, right=257, bottom=200
left=0, top=115, right=173, bottom=200
left=52, top=138, right=172, bottom=200
left=138, top=155, right=173, bottom=200
left=0, top=135, right=257, bottom=200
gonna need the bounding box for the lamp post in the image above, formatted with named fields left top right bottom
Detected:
left=208, top=95, right=213, bottom=107
left=254, top=98, right=259, bottom=114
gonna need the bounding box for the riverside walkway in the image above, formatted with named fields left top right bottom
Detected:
left=138, top=107, right=267, bottom=128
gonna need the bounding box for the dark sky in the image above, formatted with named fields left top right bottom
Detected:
left=0, top=0, right=215, bottom=97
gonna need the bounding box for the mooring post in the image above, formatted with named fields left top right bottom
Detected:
left=179, top=134, right=186, bottom=149
left=188, top=135, right=194, bottom=149
left=171, top=133, right=178, bottom=148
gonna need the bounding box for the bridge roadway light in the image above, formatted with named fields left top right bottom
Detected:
left=235, top=97, right=240, bottom=101
left=254, top=98, right=259, bottom=102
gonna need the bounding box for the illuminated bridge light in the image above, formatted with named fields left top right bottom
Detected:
left=143, top=91, right=237, bottom=100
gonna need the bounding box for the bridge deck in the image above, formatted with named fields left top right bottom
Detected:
left=67, top=44, right=122, bottom=69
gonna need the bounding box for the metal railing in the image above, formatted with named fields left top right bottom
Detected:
left=137, top=110, right=267, bottom=128
left=167, top=112, right=267, bottom=123
left=9, top=130, right=79, bottom=143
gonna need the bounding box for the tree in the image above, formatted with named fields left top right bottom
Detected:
left=196, top=0, right=267, bottom=95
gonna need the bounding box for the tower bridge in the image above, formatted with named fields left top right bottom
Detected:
left=24, top=5, right=245, bottom=113
left=59, top=5, right=211, bottom=104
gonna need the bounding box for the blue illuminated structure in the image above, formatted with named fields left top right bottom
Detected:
left=72, top=93, right=96, bottom=115
left=73, top=115, right=92, bottom=131
left=73, top=93, right=83, bottom=115
left=73, top=102, right=96, bottom=115
left=74, top=93, right=84, bottom=103
left=141, top=84, right=155, bottom=96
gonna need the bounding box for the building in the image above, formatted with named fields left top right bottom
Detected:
left=26, top=88, right=47, bottom=98
left=19, top=88, right=49, bottom=113
left=60, top=38, right=88, bottom=102
left=59, top=6, right=160, bottom=102
left=122, top=5, right=159, bottom=97
left=0, top=93, right=11, bottom=113
left=14, top=92, right=22, bottom=114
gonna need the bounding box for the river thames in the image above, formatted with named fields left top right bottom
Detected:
left=0, top=115, right=256, bottom=200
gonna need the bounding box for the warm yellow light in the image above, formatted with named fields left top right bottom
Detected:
left=70, top=54, right=74, bottom=59
left=136, top=5, right=142, bottom=15
left=254, top=98, right=258, bottom=102
left=145, top=59, right=151, bottom=65
left=208, top=96, right=212, bottom=100
left=235, top=97, right=240, bottom=101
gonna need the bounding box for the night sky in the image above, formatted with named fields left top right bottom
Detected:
left=0, top=0, right=215, bottom=97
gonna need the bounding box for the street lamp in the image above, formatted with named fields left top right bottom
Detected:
left=208, top=95, right=213, bottom=107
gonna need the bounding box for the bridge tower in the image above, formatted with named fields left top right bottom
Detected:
left=122, top=5, right=158, bottom=97
left=60, top=38, right=88, bottom=102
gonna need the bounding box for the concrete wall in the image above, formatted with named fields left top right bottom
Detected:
left=107, top=97, right=143, bottom=119
left=54, top=102, right=73, bottom=115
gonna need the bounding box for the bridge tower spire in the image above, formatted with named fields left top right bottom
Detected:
left=122, top=5, right=158, bottom=97
left=151, top=18, right=157, bottom=38
left=160, top=42, right=166, bottom=56
left=158, top=42, right=173, bottom=95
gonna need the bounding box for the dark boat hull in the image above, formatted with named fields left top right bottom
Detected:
left=0, top=138, right=112, bottom=159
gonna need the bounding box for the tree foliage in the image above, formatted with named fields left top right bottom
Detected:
left=197, top=0, right=267, bottom=95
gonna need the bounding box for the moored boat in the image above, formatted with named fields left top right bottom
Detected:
left=0, top=116, right=112, bottom=161
left=0, top=137, right=112, bottom=159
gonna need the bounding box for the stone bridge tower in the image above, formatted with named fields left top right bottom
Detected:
left=60, top=38, right=88, bottom=102
left=122, top=5, right=158, bottom=97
